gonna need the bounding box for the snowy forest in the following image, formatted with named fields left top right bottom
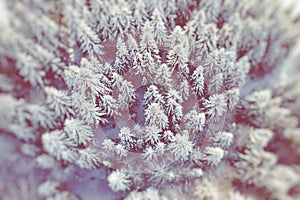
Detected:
left=0, top=0, right=300, bottom=199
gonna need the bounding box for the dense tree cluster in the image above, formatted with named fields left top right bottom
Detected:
left=0, top=0, right=300, bottom=199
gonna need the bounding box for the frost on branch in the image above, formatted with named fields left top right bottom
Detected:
left=144, top=125, right=162, bottom=145
left=37, top=180, right=60, bottom=198
left=115, top=143, right=129, bottom=158
left=64, top=118, right=94, bottom=146
left=64, top=58, right=110, bottom=103
left=143, top=85, right=165, bottom=106
left=183, top=110, right=206, bottom=133
left=192, top=178, right=219, bottom=200
left=154, top=63, right=173, bottom=87
left=140, top=21, right=159, bottom=56
left=203, top=93, right=227, bottom=119
left=191, top=65, right=205, bottom=96
left=151, top=8, right=168, bottom=47
left=45, top=86, right=74, bottom=119
left=178, top=78, right=190, bottom=100
left=77, top=20, right=104, bottom=60
left=115, top=78, right=136, bottom=109
left=108, top=170, right=131, bottom=192
left=167, top=26, right=190, bottom=78
left=212, top=131, right=233, bottom=148
left=119, top=127, right=136, bottom=149
left=76, top=147, right=102, bottom=169
left=17, top=103, right=56, bottom=129
left=233, top=148, right=277, bottom=184
left=165, top=88, right=183, bottom=125
left=168, top=132, right=194, bottom=161
left=16, top=53, right=45, bottom=87
left=42, top=130, right=77, bottom=162
left=98, top=94, right=120, bottom=118
left=225, top=87, right=240, bottom=110
left=114, top=37, right=130, bottom=74
left=202, top=146, right=224, bottom=166
left=195, top=23, right=218, bottom=60
left=72, top=94, right=107, bottom=125
left=237, top=89, right=293, bottom=128
left=142, top=146, right=157, bottom=161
